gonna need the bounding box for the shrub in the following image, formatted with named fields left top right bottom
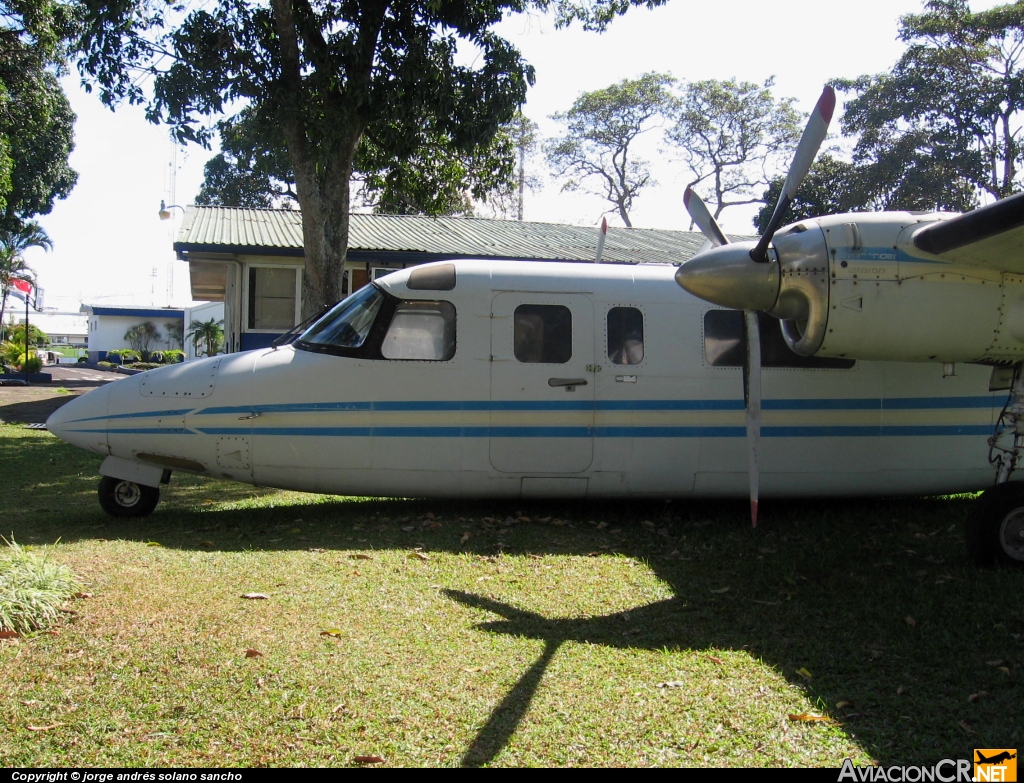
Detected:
left=163, top=350, right=185, bottom=363
left=20, top=357, right=42, bottom=373
left=0, top=539, right=80, bottom=634
left=149, top=351, right=164, bottom=364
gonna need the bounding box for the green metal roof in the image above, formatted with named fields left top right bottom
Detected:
left=174, top=206, right=727, bottom=265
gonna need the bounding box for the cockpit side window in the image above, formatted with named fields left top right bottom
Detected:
left=295, top=284, right=388, bottom=356
left=381, top=300, right=456, bottom=361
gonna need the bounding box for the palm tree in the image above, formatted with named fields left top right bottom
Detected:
left=0, top=222, right=52, bottom=342
left=187, top=318, right=224, bottom=357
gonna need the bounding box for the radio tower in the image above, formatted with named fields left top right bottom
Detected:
left=165, top=142, right=180, bottom=305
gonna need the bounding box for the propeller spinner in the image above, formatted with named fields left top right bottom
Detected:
left=677, top=85, right=836, bottom=526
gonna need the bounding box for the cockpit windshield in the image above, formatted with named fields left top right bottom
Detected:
left=296, top=284, right=385, bottom=350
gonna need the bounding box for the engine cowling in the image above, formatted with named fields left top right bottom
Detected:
left=786, top=212, right=1024, bottom=364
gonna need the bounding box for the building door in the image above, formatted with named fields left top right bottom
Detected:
left=489, top=292, right=595, bottom=473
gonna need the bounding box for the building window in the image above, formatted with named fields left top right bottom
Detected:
left=248, top=267, right=297, bottom=330
left=514, top=304, right=572, bottom=364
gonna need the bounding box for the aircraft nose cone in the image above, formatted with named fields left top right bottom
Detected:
left=46, top=383, right=112, bottom=455
left=674, top=243, right=780, bottom=311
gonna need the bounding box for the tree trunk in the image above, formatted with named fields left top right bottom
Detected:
left=271, top=0, right=365, bottom=318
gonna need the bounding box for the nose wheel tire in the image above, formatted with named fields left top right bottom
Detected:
left=965, top=482, right=1024, bottom=568
left=98, top=476, right=160, bottom=518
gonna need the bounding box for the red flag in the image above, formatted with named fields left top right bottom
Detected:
left=11, top=278, right=32, bottom=295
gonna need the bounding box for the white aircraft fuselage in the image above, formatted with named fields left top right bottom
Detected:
left=47, top=260, right=1001, bottom=502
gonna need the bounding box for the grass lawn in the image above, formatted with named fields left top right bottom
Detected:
left=0, top=423, right=1020, bottom=767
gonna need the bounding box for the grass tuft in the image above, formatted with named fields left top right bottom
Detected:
left=0, top=537, right=80, bottom=634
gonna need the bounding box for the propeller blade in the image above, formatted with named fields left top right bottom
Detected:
left=684, top=187, right=729, bottom=247
left=750, top=85, right=836, bottom=263
left=743, top=310, right=762, bottom=527
left=595, top=216, right=608, bottom=263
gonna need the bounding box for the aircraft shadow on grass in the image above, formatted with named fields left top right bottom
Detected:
left=438, top=531, right=1022, bottom=768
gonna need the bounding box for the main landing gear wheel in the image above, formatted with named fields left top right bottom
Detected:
left=98, top=476, right=160, bottom=518
left=966, top=482, right=1024, bottom=568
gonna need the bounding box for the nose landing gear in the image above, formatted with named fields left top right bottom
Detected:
left=98, top=475, right=160, bottom=518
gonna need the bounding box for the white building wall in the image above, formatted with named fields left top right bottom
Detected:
left=183, top=302, right=225, bottom=361
left=85, top=312, right=184, bottom=361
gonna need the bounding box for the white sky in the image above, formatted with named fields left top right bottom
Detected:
left=20, top=0, right=1003, bottom=312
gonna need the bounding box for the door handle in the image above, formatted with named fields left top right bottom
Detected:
left=548, top=378, right=587, bottom=389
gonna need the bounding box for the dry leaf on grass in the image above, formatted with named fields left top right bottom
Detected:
left=145, top=541, right=162, bottom=547
left=959, top=720, right=977, bottom=735
left=0, top=630, right=20, bottom=639
left=198, top=541, right=215, bottom=547
left=460, top=533, right=471, bottom=543
left=836, top=701, right=852, bottom=709
left=709, top=587, right=730, bottom=594
left=705, top=655, right=724, bottom=665
left=905, top=616, right=916, bottom=627
left=408, top=552, right=429, bottom=561
left=349, top=553, right=371, bottom=560
left=353, top=755, right=385, bottom=764
left=788, top=712, right=832, bottom=723
left=27, top=724, right=64, bottom=731
left=320, top=630, right=343, bottom=638
left=241, top=593, right=269, bottom=600
left=656, top=681, right=686, bottom=688
left=73, top=592, right=93, bottom=599
left=245, top=648, right=263, bottom=658
left=796, top=668, right=813, bottom=680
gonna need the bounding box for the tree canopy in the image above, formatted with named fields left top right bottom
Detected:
left=545, top=72, right=676, bottom=227
left=836, top=0, right=1024, bottom=212
left=0, top=1, right=78, bottom=233
left=668, top=77, right=801, bottom=221
left=78, top=0, right=665, bottom=315
left=195, top=108, right=523, bottom=218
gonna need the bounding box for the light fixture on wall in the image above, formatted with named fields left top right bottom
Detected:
left=159, top=200, right=186, bottom=220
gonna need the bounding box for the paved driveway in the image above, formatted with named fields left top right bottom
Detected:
left=0, top=365, right=119, bottom=424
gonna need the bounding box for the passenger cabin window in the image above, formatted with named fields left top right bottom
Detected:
left=248, top=267, right=297, bottom=330
left=703, top=310, right=855, bottom=369
left=514, top=304, right=572, bottom=363
left=298, top=284, right=384, bottom=349
left=381, top=300, right=456, bottom=361
left=607, top=306, right=644, bottom=365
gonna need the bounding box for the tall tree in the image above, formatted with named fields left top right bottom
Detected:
left=78, top=0, right=664, bottom=316
left=837, top=0, right=1024, bottom=210
left=545, top=72, right=676, bottom=227
left=0, top=1, right=78, bottom=232
left=668, top=77, right=801, bottom=221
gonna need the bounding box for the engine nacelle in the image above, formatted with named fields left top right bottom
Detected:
left=774, top=212, right=1024, bottom=364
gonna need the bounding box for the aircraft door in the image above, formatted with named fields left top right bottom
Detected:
left=489, top=293, right=595, bottom=474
